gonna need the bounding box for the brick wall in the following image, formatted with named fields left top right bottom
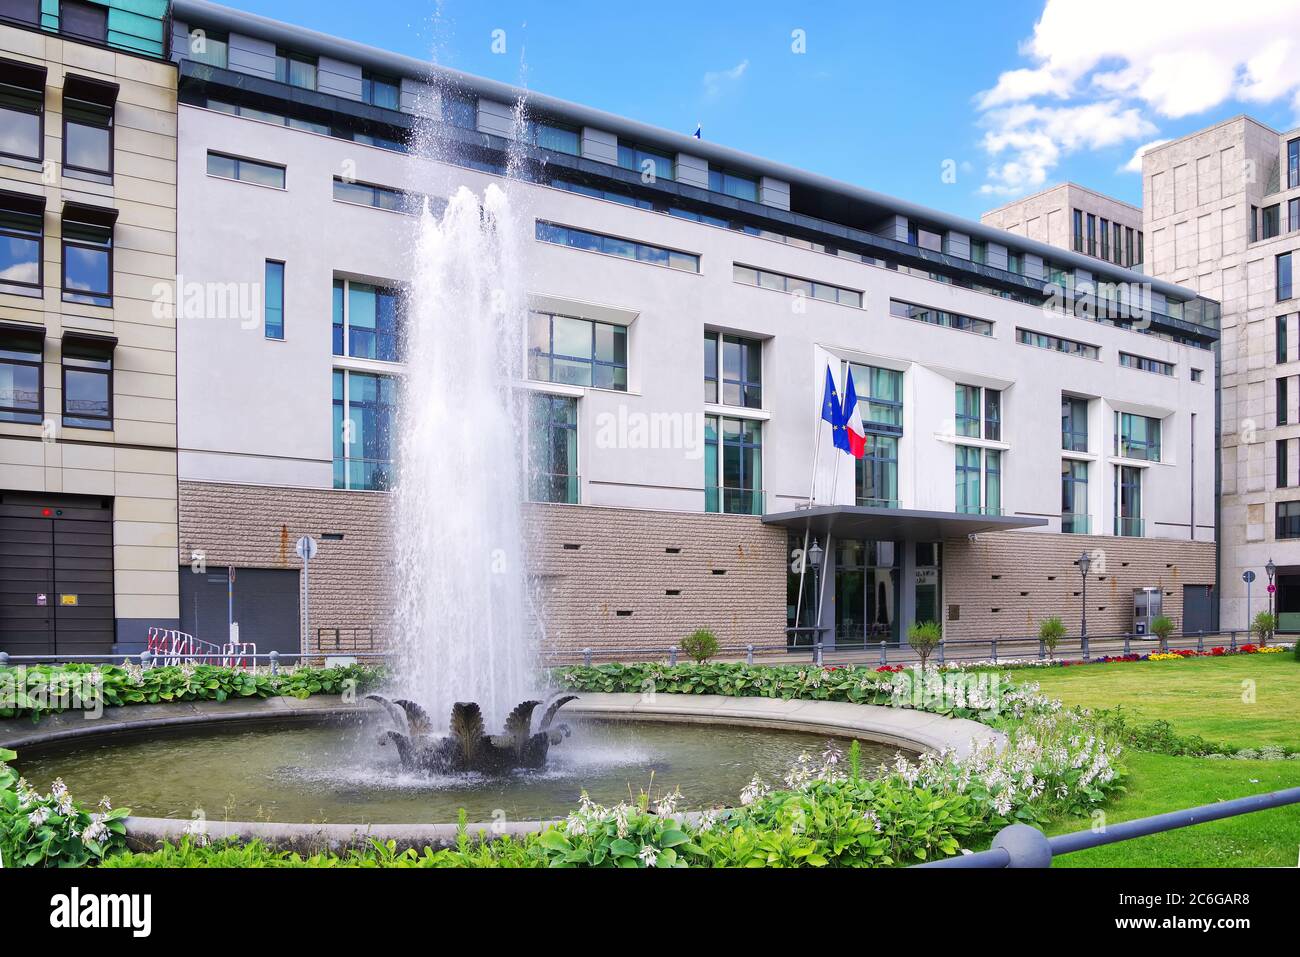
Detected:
left=943, top=531, right=1216, bottom=639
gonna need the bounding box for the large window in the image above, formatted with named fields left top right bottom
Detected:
left=1062, top=396, right=1089, bottom=452
left=1289, top=137, right=1299, bottom=190
left=0, top=58, right=43, bottom=162
left=206, top=151, right=285, bottom=188
left=1072, top=209, right=1083, bottom=252
left=1116, top=465, right=1143, bottom=537
left=61, top=204, right=115, bottom=307
left=1278, top=501, right=1300, bottom=539
left=891, top=299, right=992, bottom=336
left=704, top=331, right=761, bottom=408
left=956, top=384, right=999, bottom=438
left=734, top=264, right=862, bottom=307
left=0, top=0, right=39, bottom=26
left=1017, top=327, right=1098, bottom=359
left=856, top=434, right=898, bottom=508
left=275, top=48, right=317, bottom=90
left=1115, top=412, right=1161, bottom=462
left=186, top=28, right=228, bottom=68
left=332, top=369, right=396, bottom=491
left=527, top=393, right=578, bottom=504
left=333, top=177, right=405, bottom=212
left=1279, top=377, right=1289, bottom=426
left=527, top=119, right=580, bottom=156
left=708, top=166, right=757, bottom=201
left=61, top=333, right=113, bottom=429
left=536, top=221, right=699, bottom=272
left=705, top=415, right=762, bottom=514
left=1279, top=439, right=1289, bottom=490
left=441, top=91, right=476, bottom=130
left=850, top=364, right=903, bottom=434
left=1262, top=204, right=1281, bottom=240
left=1279, top=315, right=1289, bottom=364
left=332, top=279, right=402, bottom=362
left=529, top=311, right=628, bottom=391
left=1061, top=460, right=1089, bottom=533
left=1119, top=352, right=1174, bottom=376
left=62, top=76, right=114, bottom=176
left=955, top=446, right=982, bottom=514
left=0, top=323, right=41, bottom=424
left=264, top=261, right=284, bottom=340
left=0, top=192, right=43, bottom=294
left=617, top=142, right=674, bottom=181
left=60, top=1, right=107, bottom=43
left=362, top=72, right=400, bottom=109
left=1280, top=252, right=1294, bottom=302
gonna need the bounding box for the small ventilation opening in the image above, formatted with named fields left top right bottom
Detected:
left=665, top=547, right=682, bottom=554
left=562, top=543, right=581, bottom=550
left=615, top=610, right=633, bottom=617
left=711, top=569, right=726, bottom=575
left=665, top=589, right=681, bottom=596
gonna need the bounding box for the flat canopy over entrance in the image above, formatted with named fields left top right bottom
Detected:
left=761, top=504, right=1048, bottom=540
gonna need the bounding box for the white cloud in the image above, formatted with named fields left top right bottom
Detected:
left=702, top=60, right=748, bottom=100
left=976, top=0, right=1300, bottom=195
left=1120, top=138, right=1172, bottom=174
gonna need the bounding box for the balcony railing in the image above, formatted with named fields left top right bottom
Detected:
left=333, top=457, right=392, bottom=491
left=855, top=497, right=900, bottom=509
left=528, top=472, right=580, bottom=504
left=1061, top=513, right=1091, bottom=534
left=956, top=504, right=1003, bottom=516
left=706, top=486, right=764, bottom=515
left=1115, top=516, right=1144, bottom=537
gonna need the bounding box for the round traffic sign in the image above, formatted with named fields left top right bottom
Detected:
left=1242, top=570, right=1256, bottom=583
left=295, top=535, right=318, bottom=561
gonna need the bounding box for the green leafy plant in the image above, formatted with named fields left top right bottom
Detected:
left=1037, top=616, right=1066, bottom=656
left=1150, top=615, right=1175, bottom=645
left=680, top=628, right=720, bottom=664
left=906, top=620, right=942, bottom=669
left=0, top=749, right=129, bottom=867
left=1252, top=611, right=1277, bottom=647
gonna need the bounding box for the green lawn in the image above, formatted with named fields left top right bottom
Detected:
left=1020, top=652, right=1299, bottom=748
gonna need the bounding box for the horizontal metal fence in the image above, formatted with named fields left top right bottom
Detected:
left=915, top=786, right=1300, bottom=867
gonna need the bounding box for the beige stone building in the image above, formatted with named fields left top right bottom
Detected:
left=0, top=5, right=178, bottom=656
left=981, top=182, right=1145, bottom=270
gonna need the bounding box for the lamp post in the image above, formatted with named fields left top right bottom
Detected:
left=808, top=538, right=824, bottom=649
left=1078, top=550, right=1092, bottom=642
left=1266, top=557, right=1277, bottom=620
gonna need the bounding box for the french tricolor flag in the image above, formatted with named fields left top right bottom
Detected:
left=839, top=366, right=867, bottom=459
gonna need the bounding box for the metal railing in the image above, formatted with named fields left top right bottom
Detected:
left=0, top=650, right=395, bottom=674
left=915, top=786, right=1300, bottom=867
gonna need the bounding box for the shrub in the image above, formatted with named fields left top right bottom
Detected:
left=1252, top=612, right=1278, bottom=647
left=1150, top=615, right=1175, bottom=644
left=906, top=620, right=942, bottom=669
left=1037, top=616, right=1065, bottom=656
left=680, top=629, right=720, bottom=664
left=0, top=748, right=129, bottom=867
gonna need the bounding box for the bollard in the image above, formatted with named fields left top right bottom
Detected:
left=1230, top=631, right=1237, bottom=652
left=1123, top=633, right=1131, bottom=656
left=813, top=642, right=823, bottom=666
left=1197, top=632, right=1204, bottom=653
left=878, top=641, right=887, bottom=666
left=746, top=643, right=754, bottom=666
left=269, top=650, right=280, bottom=676
left=937, top=640, right=945, bottom=665
left=1038, top=639, right=1045, bottom=661
left=668, top=645, right=678, bottom=666
left=991, top=638, right=998, bottom=663
left=583, top=647, right=593, bottom=667
left=0, top=651, right=8, bottom=668
left=140, top=649, right=152, bottom=670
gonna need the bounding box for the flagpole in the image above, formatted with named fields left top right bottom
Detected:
left=795, top=360, right=827, bottom=640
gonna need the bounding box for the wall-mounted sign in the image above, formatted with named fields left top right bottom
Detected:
left=60, top=594, right=78, bottom=606
left=915, top=568, right=938, bottom=587
left=35, top=593, right=47, bottom=606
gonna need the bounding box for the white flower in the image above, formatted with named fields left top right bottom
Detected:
left=739, top=775, right=769, bottom=806
left=28, top=806, right=50, bottom=827
left=638, top=844, right=659, bottom=867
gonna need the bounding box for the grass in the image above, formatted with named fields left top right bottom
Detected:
left=1021, top=652, right=1299, bottom=748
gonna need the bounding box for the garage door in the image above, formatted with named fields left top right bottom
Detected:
left=179, top=566, right=301, bottom=655
left=0, top=493, right=115, bottom=657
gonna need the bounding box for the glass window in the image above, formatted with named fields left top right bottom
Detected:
left=1007, top=250, right=1023, bottom=274
left=207, top=151, right=285, bottom=188
left=983, top=389, right=1001, bottom=441
left=0, top=203, right=42, bottom=292
left=955, top=384, right=981, bottom=437
left=62, top=352, right=110, bottom=429
left=529, top=311, right=628, bottom=391
left=736, top=264, right=860, bottom=307
left=1072, top=209, right=1083, bottom=252
left=1277, top=501, right=1300, bottom=539
left=708, top=166, right=757, bottom=200
left=1262, top=205, right=1281, bottom=240
left=0, top=0, right=40, bottom=25
left=60, top=1, right=107, bottom=43
left=705, top=415, right=762, bottom=514
left=0, top=72, right=42, bottom=162
left=1017, top=327, right=1098, bottom=359
left=1116, top=465, right=1143, bottom=536
left=333, top=279, right=402, bottom=362
left=441, top=91, right=476, bottom=129
left=529, top=120, right=580, bottom=156
left=856, top=434, right=898, bottom=508
left=1061, top=460, right=1088, bottom=533
left=849, top=363, right=903, bottom=434
left=362, top=72, right=400, bottom=109
left=890, top=299, right=991, bottom=335
left=1100, top=218, right=1110, bottom=260
left=970, top=239, right=987, bottom=265
left=704, top=331, right=761, bottom=408
left=1290, top=198, right=1300, bottom=233
left=1119, top=352, right=1174, bottom=376
left=527, top=393, right=579, bottom=504
left=332, top=369, right=396, bottom=491
left=619, top=142, right=674, bottom=181
left=0, top=333, right=41, bottom=424
left=63, top=97, right=112, bottom=175
left=984, top=449, right=1001, bottom=514
left=1289, top=137, right=1299, bottom=190
left=1279, top=252, right=1293, bottom=302
left=1279, top=315, right=1289, bottom=364
left=332, top=177, right=406, bottom=211
left=275, top=49, right=317, bottom=90
left=61, top=219, right=111, bottom=307
left=1279, top=439, right=1289, bottom=490
left=1115, top=412, right=1161, bottom=462
left=955, top=446, right=982, bottom=514
left=264, top=261, right=284, bottom=340
left=1279, top=377, right=1289, bottom=426
left=536, top=221, right=699, bottom=273
left=1062, top=396, right=1089, bottom=452
left=186, top=28, right=228, bottom=68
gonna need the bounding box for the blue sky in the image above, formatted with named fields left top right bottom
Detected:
left=231, top=0, right=1300, bottom=220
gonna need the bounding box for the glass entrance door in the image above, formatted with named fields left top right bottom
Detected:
left=835, top=539, right=900, bottom=646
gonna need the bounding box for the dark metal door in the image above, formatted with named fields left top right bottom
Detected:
left=1182, top=584, right=1212, bottom=635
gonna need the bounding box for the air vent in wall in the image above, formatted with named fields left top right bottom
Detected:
left=615, top=610, right=633, bottom=617
left=665, top=547, right=682, bottom=554
left=665, top=589, right=681, bottom=596
left=711, top=569, right=726, bottom=575
left=562, top=543, right=581, bottom=550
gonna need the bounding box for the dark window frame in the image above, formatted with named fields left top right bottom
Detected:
left=704, top=330, right=761, bottom=408
left=0, top=56, right=45, bottom=164
left=0, top=189, right=45, bottom=294
left=0, top=321, right=43, bottom=423
left=1277, top=500, right=1300, bottom=539
left=274, top=47, right=318, bottom=90
left=59, top=333, right=114, bottom=430
left=528, top=310, right=628, bottom=392
left=206, top=150, right=286, bottom=189
left=361, top=71, right=400, bottom=109
left=264, top=259, right=284, bottom=340
left=61, top=74, right=118, bottom=178
left=59, top=0, right=108, bottom=45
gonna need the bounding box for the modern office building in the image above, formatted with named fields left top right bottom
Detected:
left=166, top=0, right=1218, bottom=656
left=0, top=1, right=179, bottom=656
left=981, top=182, right=1145, bottom=271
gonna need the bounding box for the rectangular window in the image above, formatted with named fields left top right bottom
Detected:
left=1116, top=465, right=1143, bottom=537
left=983, top=389, right=1001, bottom=442
left=1017, top=327, right=1099, bottom=359
left=1062, top=396, right=1089, bottom=452
left=1007, top=250, right=1024, bottom=275
left=332, top=369, right=396, bottom=491
left=848, top=363, right=903, bottom=435
left=60, top=333, right=113, bottom=429
left=955, top=384, right=981, bottom=438
left=856, top=434, right=899, bottom=508
left=1113, top=222, right=1122, bottom=264
left=955, top=445, right=982, bottom=514
left=264, top=261, right=284, bottom=340
left=1072, top=209, right=1083, bottom=252
left=0, top=192, right=43, bottom=294
left=1061, top=460, right=1089, bottom=533
left=1279, top=252, right=1293, bottom=302
left=1100, top=218, right=1110, bottom=260
left=707, top=166, right=757, bottom=201
left=1115, top=412, right=1161, bottom=462
left=60, top=1, right=107, bottom=43
left=62, top=77, right=115, bottom=176
left=704, top=331, right=761, bottom=408
left=1289, top=137, right=1299, bottom=190
left=1279, top=315, right=1289, bottom=364
left=275, top=49, right=317, bottom=90
left=186, top=29, right=228, bottom=68
left=705, top=415, right=762, bottom=514
left=332, top=278, right=403, bottom=362
left=1251, top=206, right=1259, bottom=243
left=970, top=239, right=987, bottom=265
left=736, top=264, right=862, bottom=307
left=984, top=448, right=1002, bottom=514
left=527, top=392, right=579, bottom=504
left=1191, top=368, right=1203, bottom=382
left=362, top=72, right=400, bottom=109
left=1290, top=198, right=1300, bottom=233
left=528, top=311, right=628, bottom=391
left=61, top=204, right=115, bottom=307
left=441, top=91, right=477, bottom=129
left=332, top=177, right=406, bottom=212
left=890, top=299, right=991, bottom=335
left=1086, top=214, right=1096, bottom=256
left=618, top=142, right=674, bottom=181
left=1279, top=376, right=1289, bottom=426
left=1119, top=352, right=1174, bottom=376
left=1278, top=501, right=1300, bottom=539
left=206, top=151, right=285, bottom=189
left=1279, top=439, right=1289, bottom=489
left=0, top=0, right=40, bottom=25
left=1137, top=231, right=1144, bottom=265
left=1125, top=227, right=1135, bottom=266
left=1262, top=204, right=1281, bottom=240
left=528, top=119, right=580, bottom=156
left=536, top=221, right=699, bottom=273
left=0, top=58, right=44, bottom=162
left=0, top=323, right=41, bottom=424
left=907, top=221, right=943, bottom=252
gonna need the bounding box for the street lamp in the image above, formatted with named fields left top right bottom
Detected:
left=808, top=538, right=824, bottom=648
left=1078, top=550, right=1092, bottom=641
left=1266, top=557, right=1277, bottom=621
